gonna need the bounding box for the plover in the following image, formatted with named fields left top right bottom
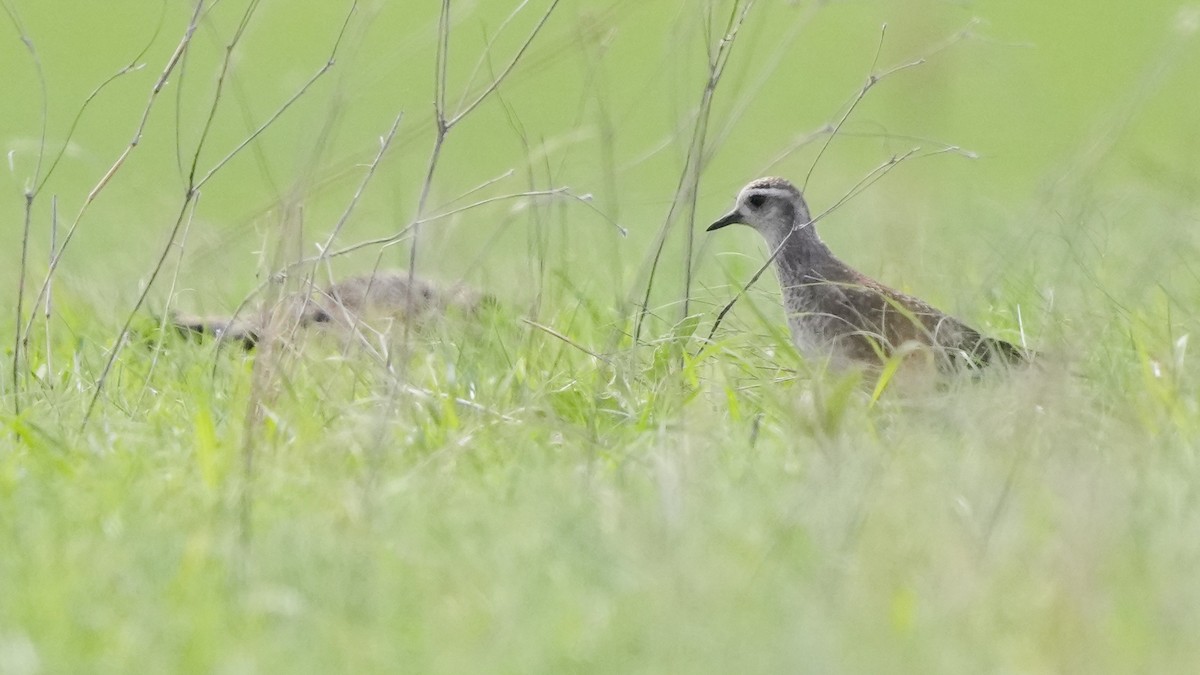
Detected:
left=707, top=177, right=1030, bottom=372
left=173, top=271, right=489, bottom=348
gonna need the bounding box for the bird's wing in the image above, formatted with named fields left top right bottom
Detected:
left=829, top=278, right=1027, bottom=370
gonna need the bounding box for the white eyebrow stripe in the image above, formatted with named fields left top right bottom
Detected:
left=744, top=188, right=798, bottom=201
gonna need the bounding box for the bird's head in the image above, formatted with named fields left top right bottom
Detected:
left=707, top=177, right=812, bottom=245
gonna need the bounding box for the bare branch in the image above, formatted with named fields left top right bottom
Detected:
left=448, top=0, right=562, bottom=128
left=186, top=0, right=264, bottom=186
left=631, top=0, right=755, bottom=345
left=432, top=169, right=516, bottom=211
left=13, top=175, right=31, bottom=415
left=454, top=0, right=531, bottom=113
left=762, top=126, right=975, bottom=175
left=43, top=196, right=57, bottom=388
left=193, top=2, right=356, bottom=190
left=23, top=0, right=207, bottom=345
left=392, top=0, right=454, bottom=375
left=318, top=111, right=405, bottom=260
left=4, top=0, right=46, bottom=414
left=804, top=24, right=905, bottom=190
left=706, top=4, right=818, bottom=155
left=800, top=19, right=978, bottom=188
left=323, top=188, right=579, bottom=261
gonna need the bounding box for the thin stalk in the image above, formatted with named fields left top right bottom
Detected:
left=631, top=0, right=754, bottom=345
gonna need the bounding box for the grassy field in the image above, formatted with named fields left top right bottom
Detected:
left=3, top=0, right=1200, bottom=672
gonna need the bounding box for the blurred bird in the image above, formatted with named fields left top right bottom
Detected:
left=172, top=271, right=490, bottom=349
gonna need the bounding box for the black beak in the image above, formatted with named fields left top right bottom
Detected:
left=707, top=210, right=743, bottom=232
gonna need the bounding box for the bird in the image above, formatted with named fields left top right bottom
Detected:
left=706, top=176, right=1031, bottom=373
left=172, top=270, right=490, bottom=349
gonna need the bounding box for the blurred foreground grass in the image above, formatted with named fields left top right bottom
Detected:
left=2, top=0, right=1200, bottom=672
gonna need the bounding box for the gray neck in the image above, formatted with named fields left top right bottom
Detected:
left=764, top=223, right=841, bottom=285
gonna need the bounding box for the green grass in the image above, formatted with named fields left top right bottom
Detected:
left=3, top=0, right=1200, bottom=672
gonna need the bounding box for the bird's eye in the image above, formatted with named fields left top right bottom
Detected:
left=747, top=194, right=766, bottom=209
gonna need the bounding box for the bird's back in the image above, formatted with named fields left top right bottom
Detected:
left=779, top=255, right=1028, bottom=371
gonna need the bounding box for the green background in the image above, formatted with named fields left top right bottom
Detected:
left=3, top=1, right=1200, bottom=673
left=3, top=0, right=1196, bottom=313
